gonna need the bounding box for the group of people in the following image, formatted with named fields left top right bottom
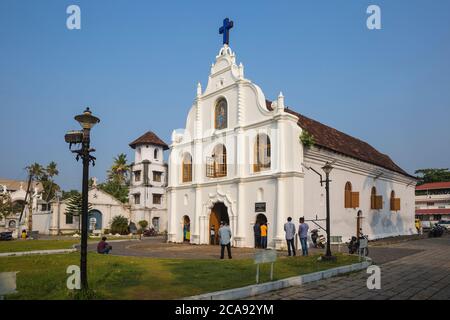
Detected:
left=253, top=222, right=268, bottom=249
left=284, top=217, right=310, bottom=256
left=97, top=217, right=310, bottom=258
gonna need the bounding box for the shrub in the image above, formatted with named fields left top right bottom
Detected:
left=138, top=220, right=148, bottom=230
left=110, top=215, right=129, bottom=235
left=300, top=130, right=315, bottom=148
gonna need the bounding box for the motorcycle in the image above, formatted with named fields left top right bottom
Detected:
left=348, top=234, right=369, bottom=256
left=310, top=229, right=326, bottom=249
left=428, top=224, right=446, bottom=238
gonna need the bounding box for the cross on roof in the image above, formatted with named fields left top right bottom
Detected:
left=219, top=18, right=234, bottom=45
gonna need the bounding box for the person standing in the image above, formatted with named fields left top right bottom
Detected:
left=284, top=217, right=296, bottom=256
left=218, top=222, right=232, bottom=259
left=260, top=223, right=268, bottom=249
left=210, top=226, right=216, bottom=245
left=298, top=217, right=309, bottom=256
left=253, top=222, right=261, bottom=248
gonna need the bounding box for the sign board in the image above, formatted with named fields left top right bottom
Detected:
left=254, top=249, right=277, bottom=264
left=255, top=202, right=266, bottom=213
left=359, top=238, right=368, bottom=249
left=0, top=272, right=19, bottom=297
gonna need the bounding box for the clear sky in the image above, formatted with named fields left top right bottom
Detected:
left=1, top=0, right=449, bottom=191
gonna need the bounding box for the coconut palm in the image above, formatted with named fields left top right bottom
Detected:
left=108, top=153, right=129, bottom=184
left=23, top=163, right=45, bottom=231
left=43, top=161, right=60, bottom=202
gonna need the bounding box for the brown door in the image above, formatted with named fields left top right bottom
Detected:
left=209, top=210, right=220, bottom=245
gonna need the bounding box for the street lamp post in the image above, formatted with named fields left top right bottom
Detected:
left=321, top=162, right=336, bottom=261
left=65, top=108, right=100, bottom=290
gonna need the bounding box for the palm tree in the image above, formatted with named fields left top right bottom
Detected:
left=43, top=161, right=59, bottom=203
left=24, top=163, right=45, bottom=231
left=108, top=153, right=129, bottom=184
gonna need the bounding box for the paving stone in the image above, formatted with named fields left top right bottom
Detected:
left=247, top=235, right=450, bottom=301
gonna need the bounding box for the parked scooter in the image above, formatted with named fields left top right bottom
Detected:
left=428, top=224, right=446, bottom=238
left=348, top=234, right=369, bottom=256
left=310, top=229, right=326, bottom=249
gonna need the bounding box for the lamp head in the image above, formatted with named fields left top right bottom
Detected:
left=322, top=162, right=334, bottom=175
left=74, top=107, right=100, bottom=130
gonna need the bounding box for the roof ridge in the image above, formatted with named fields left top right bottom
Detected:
left=265, top=99, right=411, bottom=178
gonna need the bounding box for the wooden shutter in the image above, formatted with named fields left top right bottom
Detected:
left=345, top=190, right=351, bottom=208
left=371, top=195, right=376, bottom=210
left=351, top=192, right=360, bottom=208
left=394, top=198, right=401, bottom=211
left=375, top=196, right=383, bottom=210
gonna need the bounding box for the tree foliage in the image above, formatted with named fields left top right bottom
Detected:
left=300, top=130, right=315, bottom=148
left=110, top=215, right=129, bottom=235
left=0, top=192, right=13, bottom=220
left=415, top=168, right=450, bottom=185
left=138, top=220, right=148, bottom=230
left=98, top=154, right=130, bottom=203
left=65, top=193, right=93, bottom=231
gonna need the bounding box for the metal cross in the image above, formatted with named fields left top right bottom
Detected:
left=219, top=18, right=234, bottom=45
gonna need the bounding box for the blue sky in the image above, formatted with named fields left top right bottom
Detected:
left=1, top=0, right=449, bottom=191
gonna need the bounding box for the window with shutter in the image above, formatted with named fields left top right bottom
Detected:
left=351, top=192, right=360, bottom=208
left=344, top=182, right=352, bottom=208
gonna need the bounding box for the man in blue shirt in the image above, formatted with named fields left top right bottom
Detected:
left=218, top=221, right=232, bottom=259
left=284, top=217, right=296, bottom=256
left=298, top=217, right=309, bottom=256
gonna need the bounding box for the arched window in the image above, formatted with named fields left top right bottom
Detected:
left=390, top=190, right=400, bottom=211
left=345, top=182, right=359, bottom=209
left=257, top=188, right=264, bottom=202
left=206, top=144, right=227, bottom=178
left=214, top=98, right=227, bottom=130
left=371, top=187, right=383, bottom=210
left=182, top=153, right=192, bottom=183
left=253, top=134, right=271, bottom=172
left=154, top=148, right=159, bottom=160
left=345, top=182, right=352, bottom=208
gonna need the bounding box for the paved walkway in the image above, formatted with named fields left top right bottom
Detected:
left=247, top=236, right=450, bottom=300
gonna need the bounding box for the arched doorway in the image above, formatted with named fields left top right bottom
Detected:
left=88, top=210, right=103, bottom=231
left=209, top=202, right=229, bottom=245
left=254, top=214, right=268, bottom=248
left=183, top=215, right=191, bottom=242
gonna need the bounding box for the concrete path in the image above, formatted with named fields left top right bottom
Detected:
left=246, top=236, right=450, bottom=300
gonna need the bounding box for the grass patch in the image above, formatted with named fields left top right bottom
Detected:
left=0, top=253, right=359, bottom=300
left=0, top=240, right=81, bottom=253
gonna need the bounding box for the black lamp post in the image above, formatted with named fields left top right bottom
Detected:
left=65, top=107, right=100, bottom=290
left=321, top=162, right=336, bottom=261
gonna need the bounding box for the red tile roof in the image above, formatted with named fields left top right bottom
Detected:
left=265, top=100, right=411, bottom=178
left=129, top=131, right=169, bottom=150
left=416, top=182, right=450, bottom=191
left=416, top=208, right=450, bottom=215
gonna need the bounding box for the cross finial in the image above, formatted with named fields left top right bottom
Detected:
left=219, top=18, right=234, bottom=45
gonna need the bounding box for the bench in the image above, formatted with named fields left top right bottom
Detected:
left=330, top=236, right=343, bottom=252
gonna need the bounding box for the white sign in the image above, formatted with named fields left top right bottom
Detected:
left=0, top=272, right=19, bottom=296
left=254, top=250, right=277, bottom=264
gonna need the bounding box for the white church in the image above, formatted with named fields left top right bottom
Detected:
left=166, top=19, right=417, bottom=249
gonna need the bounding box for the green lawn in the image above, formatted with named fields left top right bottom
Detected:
left=0, top=253, right=359, bottom=300
left=0, top=240, right=81, bottom=253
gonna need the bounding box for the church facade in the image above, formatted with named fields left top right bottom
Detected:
left=167, top=43, right=416, bottom=249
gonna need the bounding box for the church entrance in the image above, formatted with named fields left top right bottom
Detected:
left=254, top=214, right=268, bottom=248
left=209, top=202, right=229, bottom=245
left=183, top=215, right=191, bottom=242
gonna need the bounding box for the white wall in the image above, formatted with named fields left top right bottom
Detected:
left=304, top=148, right=416, bottom=241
